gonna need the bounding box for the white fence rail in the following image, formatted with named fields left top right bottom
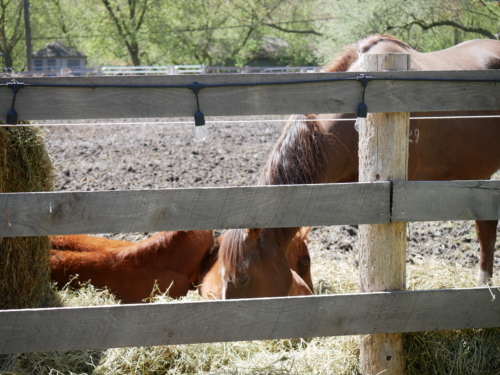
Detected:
left=11, top=65, right=322, bottom=77
left=101, top=66, right=174, bottom=75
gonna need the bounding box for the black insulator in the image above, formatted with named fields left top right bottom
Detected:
left=6, top=80, right=24, bottom=125
left=6, top=108, right=18, bottom=125
left=188, top=82, right=205, bottom=94
left=194, top=110, right=205, bottom=126
left=357, top=102, right=368, bottom=118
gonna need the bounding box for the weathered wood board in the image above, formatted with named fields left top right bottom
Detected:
left=392, top=180, right=500, bottom=222
left=0, top=70, right=499, bottom=120
left=3, top=180, right=500, bottom=236
left=0, top=182, right=389, bottom=237
left=1, top=287, right=498, bottom=354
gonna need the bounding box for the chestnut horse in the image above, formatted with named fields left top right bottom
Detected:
left=219, top=35, right=500, bottom=299
left=198, top=228, right=314, bottom=299
left=50, top=230, right=214, bottom=303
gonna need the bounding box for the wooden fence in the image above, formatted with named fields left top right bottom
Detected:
left=0, top=70, right=499, bottom=355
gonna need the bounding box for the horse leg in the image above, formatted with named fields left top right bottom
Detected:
left=475, top=220, right=497, bottom=286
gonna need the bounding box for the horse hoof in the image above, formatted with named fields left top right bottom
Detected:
left=477, top=270, right=492, bottom=287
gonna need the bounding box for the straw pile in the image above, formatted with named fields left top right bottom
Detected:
left=0, top=124, right=57, bottom=310
left=1, top=258, right=498, bottom=375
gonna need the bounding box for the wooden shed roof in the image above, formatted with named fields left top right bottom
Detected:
left=33, top=42, right=86, bottom=58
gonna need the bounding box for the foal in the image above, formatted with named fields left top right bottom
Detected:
left=50, top=230, right=214, bottom=303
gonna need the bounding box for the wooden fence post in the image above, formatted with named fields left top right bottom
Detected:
left=358, top=53, right=411, bottom=375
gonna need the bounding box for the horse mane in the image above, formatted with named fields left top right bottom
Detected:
left=220, top=116, right=335, bottom=279
left=323, top=34, right=411, bottom=72
left=218, top=229, right=246, bottom=282
left=259, top=115, right=335, bottom=185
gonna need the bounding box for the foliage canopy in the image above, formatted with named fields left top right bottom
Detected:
left=1, top=0, right=499, bottom=69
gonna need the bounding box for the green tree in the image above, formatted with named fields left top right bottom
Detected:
left=0, top=0, right=25, bottom=69
left=20, top=0, right=323, bottom=68
left=315, top=0, right=499, bottom=63
left=148, top=0, right=320, bottom=66
left=26, top=0, right=154, bottom=67
left=370, top=0, right=499, bottom=50
left=99, top=0, right=151, bottom=66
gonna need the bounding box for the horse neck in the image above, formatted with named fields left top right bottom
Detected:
left=315, top=113, right=359, bottom=183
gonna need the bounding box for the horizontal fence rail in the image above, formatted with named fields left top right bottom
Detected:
left=1, top=287, right=498, bottom=354
left=392, top=180, right=500, bottom=222
left=1, top=180, right=500, bottom=237
left=0, top=70, right=499, bottom=120
left=0, top=183, right=390, bottom=237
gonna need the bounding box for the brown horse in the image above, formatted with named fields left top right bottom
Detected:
left=219, top=35, right=500, bottom=299
left=198, top=228, right=314, bottom=299
left=50, top=230, right=214, bottom=303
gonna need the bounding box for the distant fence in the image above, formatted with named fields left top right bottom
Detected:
left=100, top=65, right=321, bottom=75
left=13, top=65, right=322, bottom=77
left=101, top=65, right=207, bottom=75
left=0, top=69, right=499, bottom=357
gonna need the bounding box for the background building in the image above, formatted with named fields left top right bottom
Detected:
left=32, top=42, right=87, bottom=76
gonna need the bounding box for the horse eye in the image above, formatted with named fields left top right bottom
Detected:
left=300, top=256, right=311, bottom=267
left=235, top=273, right=249, bottom=286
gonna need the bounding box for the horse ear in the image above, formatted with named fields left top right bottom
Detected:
left=243, top=228, right=262, bottom=242
left=300, top=227, right=312, bottom=242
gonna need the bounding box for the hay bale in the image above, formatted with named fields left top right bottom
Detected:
left=0, top=125, right=57, bottom=309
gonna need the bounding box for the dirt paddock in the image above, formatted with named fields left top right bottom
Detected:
left=45, top=116, right=500, bottom=280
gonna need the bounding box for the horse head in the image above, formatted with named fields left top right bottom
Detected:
left=218, top=228, right=294, bottom=299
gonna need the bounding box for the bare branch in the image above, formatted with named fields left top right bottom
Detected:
left=101, top=0, right=127, bottom=39
left=135, top=0, right=149, bottom=31
left=386, top=18, right=498, bottom=40
left=263, top=22, right=322, bottom=36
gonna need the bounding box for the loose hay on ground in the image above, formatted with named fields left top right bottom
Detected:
left=0, top=125, right=57, bottom=310
left=2, top=258, right=498, bottom=375
left=404, top=260, right=500, bottom=375
left=0, top=281, right=117, bottom=375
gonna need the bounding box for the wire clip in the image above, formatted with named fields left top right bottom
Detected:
left=356, top=74, right=372, bottom=118
left=188, top=82, right=206, bottom=126
left=6, top=79, right=25, bottom=125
